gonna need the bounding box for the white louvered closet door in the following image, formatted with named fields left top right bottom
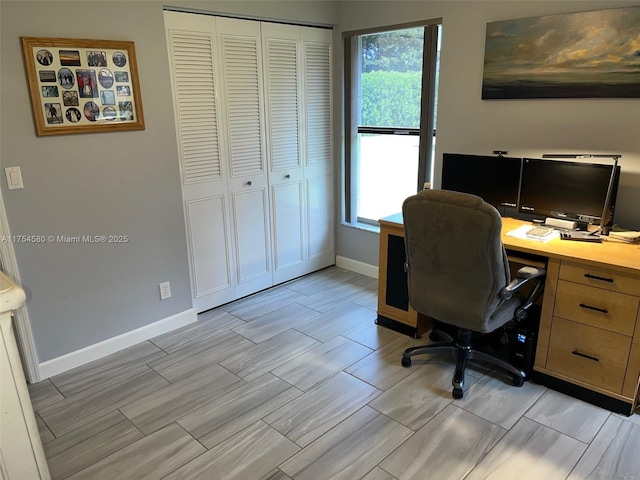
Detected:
left=302, top=27, right=335, bottom=272
left=262, top=23, right=307, bottom=284
left=166, top=12, right=334, bottom=311
left=165, top=12, right=237, bottom=312
left=216, top=17, right=273, bottom=297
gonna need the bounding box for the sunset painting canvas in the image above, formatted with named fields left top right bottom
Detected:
left=482, top=6, right=640, bottom=99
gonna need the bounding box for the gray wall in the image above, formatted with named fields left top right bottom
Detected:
left=1, top=1, right=193, bottom=362
left=0, top=0, right=337, bottom=363
left=335, top=0, right=640, bottom=267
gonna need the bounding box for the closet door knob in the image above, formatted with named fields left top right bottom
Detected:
left=285, top=174, right=291, bottom=179
left=246, top=181, right=252, bottom=186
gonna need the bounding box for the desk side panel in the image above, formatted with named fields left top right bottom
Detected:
left=622, top=343, right=640, bottom=402
left=376, top=222, right=430, bottom=335
left=535, top=258, right=560, bottom=370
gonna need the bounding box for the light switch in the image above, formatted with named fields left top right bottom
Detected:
left=5, top=167, right=24, bottom=190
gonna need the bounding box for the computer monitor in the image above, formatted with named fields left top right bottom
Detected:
left=518, top=158, right=621, bottom=226
left=441, top=153, right=522, bottom=209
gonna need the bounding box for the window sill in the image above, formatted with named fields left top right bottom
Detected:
left=340, top=221, right=381, bottom=234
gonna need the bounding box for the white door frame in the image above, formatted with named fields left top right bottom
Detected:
left=0, top=189, right=41, bottom=382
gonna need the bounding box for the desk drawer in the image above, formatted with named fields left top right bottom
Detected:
left=555, top=280, right=638, bottom=336
left=559, top=261, right=640, bottom=296
left=547, top=317, right=631, bottom=393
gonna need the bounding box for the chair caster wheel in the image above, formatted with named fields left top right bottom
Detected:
left=428, top=330, right=440, bottom=342
left=512, top=375, right=525, bottom=387
left=401, top=356, right=411, bottom=367
left=452, top=387, right=464, bottom=399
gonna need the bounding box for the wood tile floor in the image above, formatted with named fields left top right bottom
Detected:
left=29, top=267, right=640, bottom=480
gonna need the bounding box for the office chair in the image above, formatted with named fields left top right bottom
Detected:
left=400, top=190, right=545, bottom=399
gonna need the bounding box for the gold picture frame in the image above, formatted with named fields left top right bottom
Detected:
left=21, top=37, right=145, bottom=136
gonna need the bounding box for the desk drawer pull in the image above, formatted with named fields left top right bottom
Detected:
left=571, top=350, right=600, bottom=362
left=584, top=273, right=614, bottom=283
left=579, top=303, right=608, bottom=314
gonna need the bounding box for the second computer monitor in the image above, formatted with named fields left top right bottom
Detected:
left=441, top=153, right=522, bottom=209
left=518, top=158, right=620, bottom=225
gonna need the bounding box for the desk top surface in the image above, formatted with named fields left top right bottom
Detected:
left=379, top=213, right=640, bottom=274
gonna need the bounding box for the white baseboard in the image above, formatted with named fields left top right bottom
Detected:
left=335, top=255, right=378, bottom=279
left=39, top=308, right=197, bottom=379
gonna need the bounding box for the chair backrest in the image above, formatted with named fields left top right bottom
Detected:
left=402, top=189, right=511, bottom=332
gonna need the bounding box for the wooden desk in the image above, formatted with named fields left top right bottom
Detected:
left=377, top=214, right=640, bottom=415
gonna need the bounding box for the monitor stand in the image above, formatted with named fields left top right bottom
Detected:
left=559, top=230, right=603, bottom=243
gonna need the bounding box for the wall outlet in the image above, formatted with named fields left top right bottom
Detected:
left=159, top=281, right=171, bottom=300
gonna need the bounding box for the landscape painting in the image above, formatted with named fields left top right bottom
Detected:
left=482, top=6, right=640, bottom=99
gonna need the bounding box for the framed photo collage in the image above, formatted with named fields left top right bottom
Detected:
left=21, top=37, right=145, bottom=136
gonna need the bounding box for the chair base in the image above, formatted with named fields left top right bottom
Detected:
left=401, top=327, right=526, bottom=399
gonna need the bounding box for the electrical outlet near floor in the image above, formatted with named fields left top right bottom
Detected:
left=159, top=281, right=171, bottom=300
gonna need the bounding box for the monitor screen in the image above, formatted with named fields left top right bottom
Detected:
left=518, top=158, right=620, bottom=224
left=441, top=153, right=522, bottom=209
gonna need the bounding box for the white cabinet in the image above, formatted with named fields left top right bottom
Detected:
left=165, top=12, right=334, bottom=311
left=1, top=273, right=50, bottom=480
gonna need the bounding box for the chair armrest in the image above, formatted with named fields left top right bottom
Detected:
left=501, top=266, right=546, bottom=320
left=500, top=266, right=546, bottom=300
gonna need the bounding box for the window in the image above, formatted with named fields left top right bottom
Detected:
left=344, top=21, right=441, bottom=226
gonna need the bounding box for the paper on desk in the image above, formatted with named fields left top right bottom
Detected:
left=506, top=224, right=560, bottom=243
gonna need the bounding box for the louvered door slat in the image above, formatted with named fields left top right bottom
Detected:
left=221, top=35, right=264, bottom=177
left=265, top=38, right=299, bottom=171
left=170, top=30, right=222, bottom=184
left=304, top=42, right=331, bottom=166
